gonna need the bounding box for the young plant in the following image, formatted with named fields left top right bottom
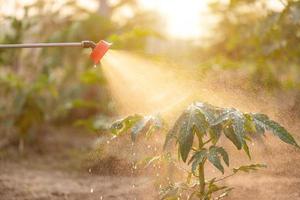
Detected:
left=110, top=101, right=299, bottom=200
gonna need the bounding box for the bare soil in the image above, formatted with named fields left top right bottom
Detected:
left=0, top=124, right=300, bottom=200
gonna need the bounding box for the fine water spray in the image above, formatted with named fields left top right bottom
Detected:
left=0, top=40, right=111, bottom=64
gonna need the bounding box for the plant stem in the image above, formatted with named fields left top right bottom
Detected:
left=199, top=162, right=205, bottom=196
left=198, top=134, right=205, bottom=197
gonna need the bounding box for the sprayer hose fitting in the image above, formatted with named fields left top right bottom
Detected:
left=81, top=41, right=97, bottom=49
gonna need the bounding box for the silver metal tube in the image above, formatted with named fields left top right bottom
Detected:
left=0, top=41, right=97, bottom=49
left=0, top=42, right=82, bottom=49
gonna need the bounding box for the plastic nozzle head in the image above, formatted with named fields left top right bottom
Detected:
left=90, top=40, right=112, bottom=64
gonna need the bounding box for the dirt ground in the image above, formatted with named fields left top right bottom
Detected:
left=0, top=123, right=300, bottom=200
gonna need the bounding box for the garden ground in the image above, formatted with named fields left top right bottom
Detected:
left=0, top=123, right=300, bottom=200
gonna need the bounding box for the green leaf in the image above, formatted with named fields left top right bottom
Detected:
left=164, top=112, right=187, bottom=150
left=233, top=164, right=267, bottom=173
left=178, top=104, right=210, bottom=162
left=178, top=112, right=195, bottom=162
left=110, top=115, right=162, bottom=141
left=189, top=149, right=207, bottom=173
left=110, top=114, right=142, bottom=136
left=189, top=104, right=209, bottom=135
left=209, top=125, right=222, bottom=145
left=131, top=116, right=152, bottom=141
left=211, top=108, right=235, bottom=126
left=231, top=110, right=246, bottom=146
left=242, top=141, right=251, bottom=159
left=216, top=147, right=229, bottom=166
left=224, top=124, right=242, bottom=150
left=208, top=146, right=224, bottom=174
left=252, top=113, right=299, bottom=148
left=194, top=102, right=218, bottom=124
left=243, top=113, right=257, bottom=133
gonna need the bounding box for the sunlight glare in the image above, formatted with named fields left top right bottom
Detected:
left=139, top=0, right=209, bottom=39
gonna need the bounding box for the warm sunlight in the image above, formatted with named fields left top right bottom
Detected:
left=139, top=0, right=210, bottom=39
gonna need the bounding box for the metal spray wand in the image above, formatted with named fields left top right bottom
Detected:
left=0, top=40, right=111, bottom=64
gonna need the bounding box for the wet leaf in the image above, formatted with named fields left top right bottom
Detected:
left=224, top=124, right=242, bottom=150
left=252, top=113, right=299, bottom=148
left=233, top=164, right=267, bottom=173
left=189, top=149, right=207, bottom=173
left=208, top=146, right=224, bottom=174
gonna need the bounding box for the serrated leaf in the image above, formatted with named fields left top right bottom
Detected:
left=252, top=113, right=299, bottom=148
left=188, top=104, right=209, bottom=135
left=164, top=112, right=187, bottom=150
left=211, top=108, right=235, bottom=126
left=243, top=113, right=256, bottom=133
left=194, top=102, right=218, bottom=124
left=110, top=115, right=162, bottom=141
left=231, top=110, right=246, bottom=146
left=131, top=116, right=152, bottom=141
left=110, top=114, right=142, bottom=136
left=208, top=146, right=224, bottom=174
left=216, top=147, right=229, bottom=166
left=242, top=141, right=251, bottom=159
left=233, top=164, right=267, bottom=173
left=178, top=105, right=210, bottom=162
left=209, top=125, right=222, bottom=145
left=224, top=124, right=242, bottom=150
left=189, top=149, right=207, bottom=173
left=178, top=114, right=194, bottom=162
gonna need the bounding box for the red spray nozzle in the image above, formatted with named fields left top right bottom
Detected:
left=90, top=40, right=112, bottom=64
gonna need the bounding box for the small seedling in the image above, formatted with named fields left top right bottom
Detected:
left=110, top=101, right=299, bottom=200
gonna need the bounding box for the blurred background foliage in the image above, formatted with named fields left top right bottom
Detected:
left=203, top=0, right=300, bottom=89
left=0, top=0, right=300, bottom=149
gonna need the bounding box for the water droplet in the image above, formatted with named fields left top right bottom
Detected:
left=88, top=168, right=92, bottom=173
left=90, top=188, right=94, bottom=193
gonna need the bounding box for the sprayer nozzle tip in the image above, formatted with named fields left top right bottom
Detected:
left=90, top=40, right=111, bottom=64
